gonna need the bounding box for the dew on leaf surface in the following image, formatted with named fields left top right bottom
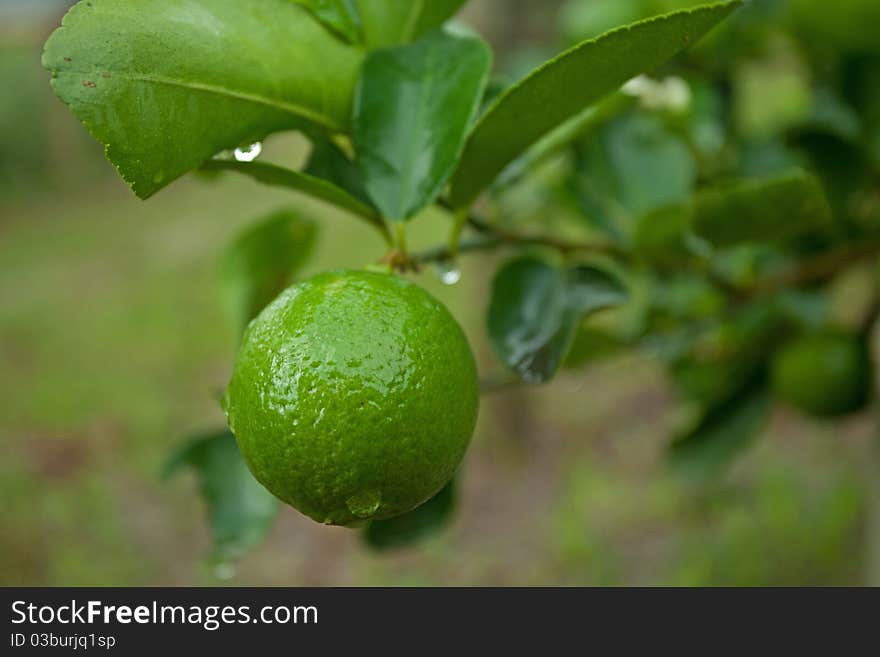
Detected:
left=234, top=142, right=263, bottom=163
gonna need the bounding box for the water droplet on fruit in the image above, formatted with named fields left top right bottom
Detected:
left=434, top=261, right=461, bottom=286
left=234, top=142, right=262, bottom=162
left=346, top=490, right=382, bottom=518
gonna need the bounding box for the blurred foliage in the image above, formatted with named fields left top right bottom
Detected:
left=0, top=47, right=49, bottom=193
left=163, top=431, right=279, bottom=565
left=219, top=209, right=317, bottom=337
left=486, top=0, right=880, bottom=478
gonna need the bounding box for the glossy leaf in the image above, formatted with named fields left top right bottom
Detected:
left=354, top=30, right=491, bottom=221
left=164, top=431, right=279, bottom=563
left=219, top=209, right=317, bottom=335
left=668, top=381, right=771, bottom=478
left=202, top=160, right=384, bottom=234
left=448, top=1, right=742, bottom=208
left=488, top=257, right=628, bottom=383
left=363, top=479, right=457, bottom=551
left=354, top=0, right=468, bottom=47
left=305, top=137, right=373, bottom=206
left=691, top=170, right=832, bottom=247
left=291, top=0, right=363, bottom=44
left=43, top=0, right=363, bottom=198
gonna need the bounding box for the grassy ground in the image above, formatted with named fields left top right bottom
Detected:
left=0, top=36, right=876, bottom=586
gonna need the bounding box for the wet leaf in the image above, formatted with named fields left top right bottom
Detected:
left=354, top=30, right=491, bottom=221
left=43, top=0, right=362, bottom=198
left=488, top=257, right=628, bottom=383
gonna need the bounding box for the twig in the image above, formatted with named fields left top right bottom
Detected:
left=479, top=372, right=527, bottom=395
left=741, top=241, right=880, bottom=299
left=405, top=207, right=626, bottom=269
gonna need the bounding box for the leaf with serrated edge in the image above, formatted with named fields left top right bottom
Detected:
left=449, top=1, right=741, bottom=208
left=43, top=0, right=363, bottom=198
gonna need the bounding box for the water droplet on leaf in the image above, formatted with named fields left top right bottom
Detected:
left=234, top=142, right=263, bottom=163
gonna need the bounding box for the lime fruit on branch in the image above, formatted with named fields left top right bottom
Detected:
left=770, top=331, right=871, bottom=418
left=224, top=270, right=479, bottom=526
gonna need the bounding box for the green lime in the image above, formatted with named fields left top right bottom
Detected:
left=224, top=270, right=479, bottom=527
left=771, top=331, right=870, bottom=418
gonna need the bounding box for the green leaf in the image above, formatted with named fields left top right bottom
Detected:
left=488, top=257, right=628, bottom=383
left=354, top=0, right=468, bottom=47
left=43, top=0, right=363, bottom=199
left=632, top=204, right=695, bottom=267
left=202, top=160, right=384, bottom=235
left=560, top=0, right=644, bottom=45
left=363, top=478, right=457, bottom=551
left=448, top=1, right=741, bottom=209
left=690, top=170, right=832, bottom=247
left=219, top=209, right=317, bottom=335
left=164, top=431, right=279, bottom=563
left=605, top=113, right=698, bottom=217
left=354, top=30, right=491, bottom=221
left=733, top=48, right=812, bottom=140
left=570, top=111, right=697, bottom=238
left=668, top=381, right=771, bottom=478
left=290, top=0, right=363, bottom=44
left=494, top=92, right=634, bottom=191
left=305, top=137, right=373, bottom=206
left=789, top=0, right=880, bottom=55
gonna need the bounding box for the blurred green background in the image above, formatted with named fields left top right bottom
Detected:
left=2, top=0, right=879, bottom=586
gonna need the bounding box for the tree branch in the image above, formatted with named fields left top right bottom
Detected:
left=742, top=241, right=880, bottom=299
left=407, top=208, right=626, bottom=268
